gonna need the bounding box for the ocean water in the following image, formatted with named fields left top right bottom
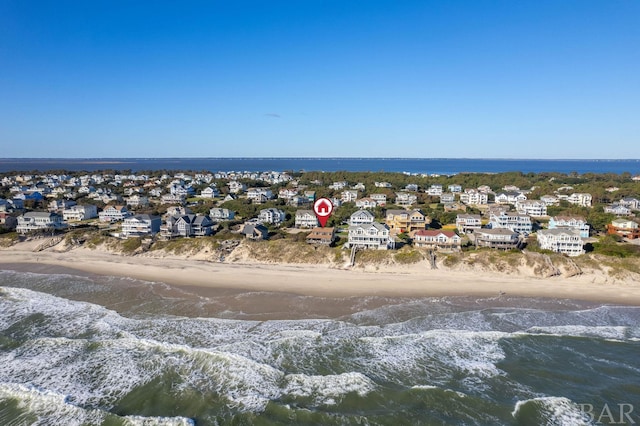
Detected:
left=1, top=268, right=640, bottom=425
left=0, top=158, right=639, bottom=175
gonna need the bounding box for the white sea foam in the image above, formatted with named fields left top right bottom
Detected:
left=0, top=382, right=194, bottom=426
left=283, top=372, right=376, bottom=406
left=525, top=325, right=631, bottom=340
left=512, top=396, right=592, bottom=425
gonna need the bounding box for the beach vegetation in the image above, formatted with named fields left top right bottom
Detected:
left=394, top=249, right=423, bottom=264
left=121, top=237, right=142, bottom=254
left=0, top=232, right=19, bottom=247
left=591, top=235, right=640, bottom=258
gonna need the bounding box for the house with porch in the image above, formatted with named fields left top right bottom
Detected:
left=348, top=209, right=374, bottom=226
left=459, top=190, right=488, bottom=206
left=121, top=214, right=161, bottom=238
left=199, top=186, right=220, bottom=198
left=16, top=212, right=66, bottom=234
left=370, top=193, right=387, bottom=206
left=395, top=192, right=418, bottom=207
left=604, top=204, right=632, bottom=216
left=456, top=214, right=482, bottom=234
left=536, top=229, right=585, bottom=256
left=620, top=197, right=640, bottom=211
left=125, top=194, right=150, bottom=208
left=306, top=227, right=336, bottom=246
left=295, top=210, right=319, bottom=228
left=385, top=209, right=427, bottom=233
left=347, top=222, right=392, bottom=250
left=475, top=228, right=520, bottom=250
left=607, top=219, right=640, bottom=239
left=489, top=212, right=532, bottom=235
left=160, top=214, right=214, bottom=238
left=99, top=205, right=132, bottom=222
left=355, top=197, right=378, bottom=209
left=516, top=200, right=547, bottom=217
left=567, top=193, right=593, bottom=207
left=63, top=205, right=98, bottom=222
left=258, top=208, right=286, bottom=225
left=548, top=216, right=590, bottom=238
left=413, top=230, right=461, bottom=252
left=341, top=190, right=359, bottom=203
left=495, top=191, right=527, bottom=205
left=241, top=223, right=269, bottom=240
left=247, top=188, right=273, bottom=204
left=209, top=208, right=235, bottom=221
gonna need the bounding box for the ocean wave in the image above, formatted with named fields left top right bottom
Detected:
left=0, top=383, right=194, bottom=426
left=512, top=396, right=592, bottom=425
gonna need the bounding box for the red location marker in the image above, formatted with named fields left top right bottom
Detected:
left=313, top=197, right=334, bottom=227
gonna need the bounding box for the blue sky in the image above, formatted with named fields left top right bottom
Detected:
left=1, top=1, right=638, bottom=158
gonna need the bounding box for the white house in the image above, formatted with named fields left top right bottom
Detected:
left=63, top=205, right=98, bottom=222
left=370, top=193, right=387, bottom=206
left=495, top=191, right=527, bottom=205
left=355, top=197, right=378, bottom=209
left=540, top=195, right=560, bottom=206
left=295, top=210, right=319, bottom=228
left=121, top=214, right=161, bottom=238
left=459, top=190, right=488, bottom=206
left=341, top=190, right=358, bottom=203
left=125, top=194, right=150, bottom=208
left=209, top=208, right=235, bottom=221
left=258, top=208, right=286, bottom=225
left=620, top=197, right=640, bottom=211
left=413, top=230, right=461, bottom=251
left=536, top=229, right=584, bottom=257
left=440, top=193, right=455, bottom=203
left=448, top=184, right=462, bottom=193
left=604, top=204, right=631, bottom=216
left=567, top=193, right=593, bottom=207
left=99, top=205, right=132, bottom=222
left=229, top=181, right=246, bottom=194
left=489, top=212, right=532, bottom=235
left=395, top=192, right=417, bottom=207
left=349, top=209, right=375, bottom=226
left=347, top=222, right=392, bottom=250
left=548, top=216, right=590, bottom=238
left=247, top=188, right=273, bottom=204
left=426, top=184, right=443, bottom=196
left=516, top=200, right=548, bottom=217
left=16, top=212, right=66, bottom=234
left=199, top=186, right=220, bottom=198
left=456, top=214, right=482, bottom=234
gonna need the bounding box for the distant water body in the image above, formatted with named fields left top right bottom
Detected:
left=1, top=158, right=639, bottom=175
left=1, top=269, right=640, bottom=425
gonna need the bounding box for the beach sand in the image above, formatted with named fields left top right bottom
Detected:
left=2, top=243, right=640, bottom=306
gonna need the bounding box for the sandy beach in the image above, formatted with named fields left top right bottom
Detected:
left=2, top=240, right=640, bottom=306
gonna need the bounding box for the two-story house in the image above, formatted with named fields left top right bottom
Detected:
left=516, top=200, right=548, bottom=217
left=413, top=230, right=461, bottom=252
left=99, top=205, right=132, bottom=222
left=161, top=214, right=214, bottom=238
left=475, top=228, right=520, bottom=250
left=607, top=219, right=640, bottom=239
left=295, top=210, right=319, bottom=228
left=347, top=222, right=392, bottom=250
left=16, top=212, right=66, bottom=234
left=456, top=214, right=482, bottom=234
left=385, top=210, right=427, bottom=233
left=63, top=205, right=98, bottom=222
left=209, top=208, right=235, bottom=221
left=567, top=193, right=593, bottom=207
left=258, top=208, right=286, bottom=225
left=495, top=191, right=527, bottom=205
left=395, top=192, right=418, bottom=207
left=349, top=210, right=375, bottom=226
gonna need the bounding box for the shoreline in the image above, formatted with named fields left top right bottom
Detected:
left=2, top=248, right=640, bottom=306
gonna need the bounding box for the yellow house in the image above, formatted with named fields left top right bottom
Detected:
left=385, top=209, right=428, bottom=233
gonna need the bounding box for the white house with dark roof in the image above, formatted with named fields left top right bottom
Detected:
left=347, top=222, right=392, bottom=250
left=495, top=191, right=527, bottom=205
left=349, top=209, right=375, bottom=226
left=619, top=197, right=640, bottom=211
left=258, top=208, right=286, bottom=225
left=604, top=204, right=632, bottom=216
left=160, top=214, right=214, bottom=238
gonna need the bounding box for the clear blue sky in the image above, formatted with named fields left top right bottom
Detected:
left=1, top=1, right=638, bottom=159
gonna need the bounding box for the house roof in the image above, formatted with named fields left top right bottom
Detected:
left=414, top=230, right=457, bottom=238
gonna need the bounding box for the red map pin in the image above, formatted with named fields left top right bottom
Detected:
left=313, top=197, right=334, bottom=227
